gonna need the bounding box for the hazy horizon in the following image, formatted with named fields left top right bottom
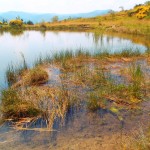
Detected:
left=0, top=0, right=147, bottom=14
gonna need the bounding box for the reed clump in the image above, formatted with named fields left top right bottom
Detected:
left=1, top=86, right=73, bottom=129
left=23, top=67, right=49, bottom=86
left=1, top=88, right=40, bottom=118
left=7, top=66, right=49, bottom=88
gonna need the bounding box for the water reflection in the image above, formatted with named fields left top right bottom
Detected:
left=9, top=30, right=24, bottom=36
left=104, top=31, right=150, bottom=48
left=0, top=30, right=24, bottom=37
left=0, top=31, right=149, bottom=88
left=40, top=30, right=46, bottom=38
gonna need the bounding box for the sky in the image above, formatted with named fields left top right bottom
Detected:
left=0, top=0, right=148, bottom=14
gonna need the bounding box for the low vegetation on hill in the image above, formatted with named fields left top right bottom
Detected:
left=128, top=1, right=150, bottom=19
left=0, top=1, right=149, bottom=36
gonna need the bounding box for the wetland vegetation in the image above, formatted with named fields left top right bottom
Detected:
left=0, top=30, right=150, bottom=150
left=1, top=49, right=150, bottom=149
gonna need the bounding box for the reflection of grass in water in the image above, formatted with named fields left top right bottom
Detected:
left=9, top=29, right=24, bottom=36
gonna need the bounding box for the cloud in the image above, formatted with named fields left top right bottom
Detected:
left=0, top=0, right=147, bottom=13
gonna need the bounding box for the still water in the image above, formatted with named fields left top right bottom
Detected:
left=0, top=31, right=148, bottom=88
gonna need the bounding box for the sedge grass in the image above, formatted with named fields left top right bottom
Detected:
left=5, top=53, right=28, bottom=87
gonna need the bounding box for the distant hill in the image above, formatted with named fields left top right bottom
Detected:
left=0, top=10, right=109, bottom=23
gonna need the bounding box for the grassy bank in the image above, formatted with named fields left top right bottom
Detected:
left=32, top=13, right=150, bottom=36
left=0, top=11, right=150, bottom=36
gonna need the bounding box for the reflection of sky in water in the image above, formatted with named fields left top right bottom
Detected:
left=0, top=31, right=147, bottom=88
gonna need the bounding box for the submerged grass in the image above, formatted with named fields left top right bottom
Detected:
left=119, top=126, right=150, bottom=150
left=77, top=63, right=145, bottom=114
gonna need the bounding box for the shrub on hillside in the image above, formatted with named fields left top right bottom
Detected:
left=135, top=5, right=150, bottom=19
left=26, top=20, right=34, bottom=25
left=9, top=19, right=23, bottom=27
left=129, top=2, right=150, bottom=19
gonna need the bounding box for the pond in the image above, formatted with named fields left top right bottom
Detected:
left=0, top=30, right=149, bottom=88
left=0, top=31, right=150, bottom=150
